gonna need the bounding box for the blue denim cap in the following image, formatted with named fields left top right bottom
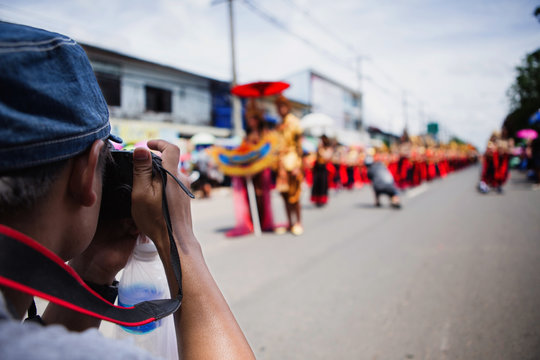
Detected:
left=0, top=22, right=122, bottom=172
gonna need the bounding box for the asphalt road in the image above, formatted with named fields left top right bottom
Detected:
left=192, top=166, right=540, bottom=360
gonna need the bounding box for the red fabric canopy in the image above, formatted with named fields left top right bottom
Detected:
left=231, top=81, right=290, bottom=98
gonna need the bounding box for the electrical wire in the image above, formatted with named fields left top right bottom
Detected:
left=271, top=0, right=457, bottom=138
left=278, top=0, right=358, bottom=54
left=240, top=0, right=355, bottom=71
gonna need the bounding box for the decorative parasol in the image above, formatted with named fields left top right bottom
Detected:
left=231, top=81, right=290, bottom=98
left=516, top=128, right=538, bottom=140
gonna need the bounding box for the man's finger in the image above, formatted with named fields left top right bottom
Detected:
left=132, top=147, right=154, bottom=192
left=147, top=139, right=192, bottom=196
left=147, top=139, right=180, bottom=173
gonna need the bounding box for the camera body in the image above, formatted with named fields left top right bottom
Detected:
left=100, top=151, right=163, bottom=220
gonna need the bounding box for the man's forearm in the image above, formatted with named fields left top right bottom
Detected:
left=162, top=224, right=255, bottom=360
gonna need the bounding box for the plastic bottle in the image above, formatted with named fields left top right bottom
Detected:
left=114, top=235, right=178, bottom=360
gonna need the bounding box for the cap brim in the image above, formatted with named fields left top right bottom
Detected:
left=108, top=133, right=123, bottom=144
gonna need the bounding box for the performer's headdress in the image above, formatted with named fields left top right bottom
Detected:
left=275, top=94, right=290, bottom=108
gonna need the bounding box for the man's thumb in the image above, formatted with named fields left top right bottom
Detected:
left=132, top=148, right=153, bottom=190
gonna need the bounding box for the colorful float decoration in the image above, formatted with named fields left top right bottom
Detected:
left=209, top=134, right=278, bottom=177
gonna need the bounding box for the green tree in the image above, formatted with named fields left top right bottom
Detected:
left=504, top=48, right=540, bottom=137
left=503, top=8, right=540, bottom=137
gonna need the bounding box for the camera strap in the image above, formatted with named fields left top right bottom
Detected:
left=0, top=225, right=179, bottom=326
left=0, top=166, right=194, bottom=327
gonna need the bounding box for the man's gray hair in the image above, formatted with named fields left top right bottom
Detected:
left=0, top=143, right=112, bottom=218
left=0, top=160, right=68, bottom=217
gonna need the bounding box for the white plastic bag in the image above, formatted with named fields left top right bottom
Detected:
left=113, top=235, right=178, bottom=360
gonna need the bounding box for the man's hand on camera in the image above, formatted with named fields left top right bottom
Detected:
left=69, top=218, right=138, bottom=285
left=130, top=140, right=255, bottom=360
left=131, top=140, right=194, bottom=254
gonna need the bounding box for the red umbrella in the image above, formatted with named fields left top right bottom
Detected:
left=231, top=81, right=290, bottom=98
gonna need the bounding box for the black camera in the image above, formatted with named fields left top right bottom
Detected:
left=100, top=150, right=194, bottom=220
left=99, top=151, right=159, bottom=219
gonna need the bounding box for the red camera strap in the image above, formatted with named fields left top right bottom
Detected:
left=0, top=225, right=180, bottom=326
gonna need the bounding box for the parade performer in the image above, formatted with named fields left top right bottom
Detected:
left=426, top=148, right=437, bottom=181
left=330, top=146, right=343, bottom=190
left=388, top=150, right=400, bottom=184
left=210, top=101, right=277, bottom=236
left=436, top=148, right=449, bottom=178
left=311, top=135, right=333, bottom=206
left=346, top=147, right=361, bottom=189
left=243, top=102, right=276, bottom=232
left=397, top=144, right=413, bottom=189
left=338, top=147, right=349, bottom=189
left=479, top=141, right=498, bottom=193
left=303, top=152, right=315, bottom=187
left=496, top=138, right=510, bottom=188
left=479, top=133, right=509, bottom=194
left=358, top=150, right=370, bottom=185
left=274, top=95, right=304, bottom=235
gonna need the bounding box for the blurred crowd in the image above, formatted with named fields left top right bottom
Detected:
left=183, top=96, right=478, bottom=238
left=303, top=134, right=478, bottom=201
left=183, top=116, right=480, bottom=206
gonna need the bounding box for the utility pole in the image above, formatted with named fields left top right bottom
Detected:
left=402, top=91, right=408, bottom=133
left=228, top=0, right=243, bottom=137
left=355, top=56, right=364, bottom=131
left=418, top=102, right=425, bottom=135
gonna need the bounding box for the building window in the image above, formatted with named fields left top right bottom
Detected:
left=145, top=86, right=172, bottom=113
left=95, top=72, right=121, bottom=106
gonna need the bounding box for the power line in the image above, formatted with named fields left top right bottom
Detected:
left=234, top=0, right=452, bottom=139
left=240, top=0, right=355, bottom=71
left=241, top=1, right=395, bottom=99
left=268, top=1, right=443, bottom=135
left=278, top=0, right=358, bottom=55
left=244, top=0, right=430, bottom=127
left=276, top=0, right=405, bottom=94
left=367, top=59, right=405, bottom=92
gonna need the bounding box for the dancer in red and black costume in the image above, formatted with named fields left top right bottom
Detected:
left=479, top=132, right=510, bottom=194
left=311, top=135, right=333, bottom=207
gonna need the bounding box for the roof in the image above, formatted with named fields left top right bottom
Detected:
left=80, top=42, right=229, bottom=85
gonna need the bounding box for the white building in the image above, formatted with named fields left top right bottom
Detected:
left=283, top=69, right=367, bottom=146
left=284, top=69, right=362, bottom=130
left=82, top=44, right=231, bottom=143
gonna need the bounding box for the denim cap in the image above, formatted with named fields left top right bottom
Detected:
left=0, top=22, right=122, bottom=172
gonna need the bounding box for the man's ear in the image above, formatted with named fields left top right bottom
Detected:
left=69, top=140, right=105, bottom=207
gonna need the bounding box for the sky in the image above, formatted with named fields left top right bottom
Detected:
left=1, top=0, right=539, bottom=148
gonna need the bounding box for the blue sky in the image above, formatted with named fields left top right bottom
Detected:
left=1, top=0, right=539, bottom=148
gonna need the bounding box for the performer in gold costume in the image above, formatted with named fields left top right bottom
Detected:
left=274, top=95, right=304, bottom=235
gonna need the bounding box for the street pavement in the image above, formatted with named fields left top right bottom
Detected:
left=191, top=166, right=540, bottom=360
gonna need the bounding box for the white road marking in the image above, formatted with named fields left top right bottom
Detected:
left=440, top=320, right=451, bottom=352
left=406, top=184, right=429, bottom=199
